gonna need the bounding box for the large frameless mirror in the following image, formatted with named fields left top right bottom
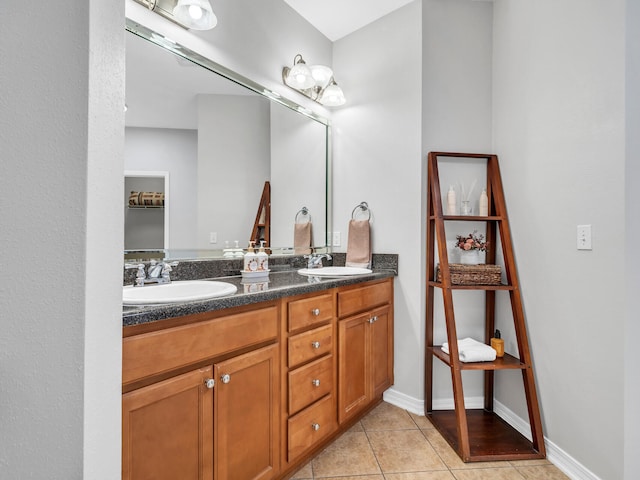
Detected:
left=124, top=19, right=330, bottom=261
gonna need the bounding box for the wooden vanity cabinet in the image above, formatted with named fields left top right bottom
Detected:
left=337, top=279, right=394, bottom=424
left=122, top=277, right=395, bottom=480
left=122, top=304, right=280, bottom=480
left=283, top=291, right=338, bottom=466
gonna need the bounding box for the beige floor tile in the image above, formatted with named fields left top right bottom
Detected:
left=316, top=476, right=383, bottom=480
left=311, top=431, right=381, bottom=477
left=385, top=472, right=457, bottom=480
left=289, top=461, right=313, bottom=479
left=347, top=420, right=364, bottom=432
left=421, top=429, right=506, bottom=470
left=409, top=411, right=435, bottom=430
left=515, top=465, right=570, bottom=479
left=450, top=467, right=525, bottom=480
left=361, top=402, right=418, bottom=431
left=367, top=429, right=446, bottom=473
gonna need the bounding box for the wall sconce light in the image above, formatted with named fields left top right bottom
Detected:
left=133, top=0, right=217, bottom=30
left=282, top=54, right=346, bottom=107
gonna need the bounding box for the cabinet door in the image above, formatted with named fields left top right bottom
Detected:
left=371, top=306, right=393, bottom=398
left=122, top=367, right=213, bottom=480
left=214, top=344, right=279, bottom=480
left=338, top=313, right=370, bottom=424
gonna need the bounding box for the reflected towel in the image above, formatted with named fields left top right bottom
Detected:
left=345, top=219, right=371, bottom=268
left=442, top=337, right=497, bottom=363
left=294, top=222, right=312, bottom=255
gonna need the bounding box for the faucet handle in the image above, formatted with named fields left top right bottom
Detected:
left=161, top=261, right=179, bottom=281
left=125, top=263, right=147, bottom=286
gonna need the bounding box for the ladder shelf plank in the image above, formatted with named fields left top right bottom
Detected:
left=427, top=347, right=528, bottom=371
left=427, top=410, right=544, bottom=462
left=427, top=281, right=515, bottom=291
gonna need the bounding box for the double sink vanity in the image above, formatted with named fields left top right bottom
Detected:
left=122, top=255, right=397, bottom=480
left=122, top=14, right=396, bottom=480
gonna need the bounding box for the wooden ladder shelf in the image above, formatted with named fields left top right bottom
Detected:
left=425, top=152, right=545, bottom=462
left=250, top=181, right=270, bottom=247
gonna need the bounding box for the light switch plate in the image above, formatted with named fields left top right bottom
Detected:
left=577, top=225, right=592, bottom=250
left=209, top=232, right=217, bottom=244
left=332, top=231, right=341, bottom=247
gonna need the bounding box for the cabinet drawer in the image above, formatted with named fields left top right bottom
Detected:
left=288, top=293, right=334, bottom=332
left=288, top=394, right=337, bottom=461
left=338, top=280, right=392, bottom=318
left=288, top=355, right=333, bottom=415
left=288, top=324, right=333, bottom=368
left=123, top=305, right=278, bottom=385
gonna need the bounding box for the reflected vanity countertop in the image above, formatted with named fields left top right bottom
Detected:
left=122, top=268, right=396, bottom=327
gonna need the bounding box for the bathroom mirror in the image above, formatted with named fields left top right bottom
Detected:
left=124, top=20, right=330, bottom=260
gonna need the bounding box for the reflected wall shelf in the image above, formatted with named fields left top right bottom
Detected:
left=425, top=152, right=545, bottom=462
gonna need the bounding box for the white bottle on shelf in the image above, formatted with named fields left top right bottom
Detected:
left=479, top=188, right=488, bottom=216
left=446, top=186, right=456, bottom=215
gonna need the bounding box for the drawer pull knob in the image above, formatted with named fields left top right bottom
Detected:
left=221, top=374, right=231, bottom=384
left=312, top=379, right=320, bottom=387
left=311, top=308, right=321, bottom=316
left=311, top=341, right=321, bottom=349
left=311, top=423, right=320, bottom=431
left=205, top=378, right=215, bottom=389
left=369, top=315, right=378, bottom=324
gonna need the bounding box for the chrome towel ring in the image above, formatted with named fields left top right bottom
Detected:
left=295, top=206, right=311, bottom=223
left=351, top=201, right=371, bottom=221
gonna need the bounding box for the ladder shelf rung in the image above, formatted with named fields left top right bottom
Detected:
left=428, top=281, right=515, bottom=291
left=428, top=346, right=528, bottom=370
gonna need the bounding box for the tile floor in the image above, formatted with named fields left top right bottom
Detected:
left=290, top=402, right=569, bottom=480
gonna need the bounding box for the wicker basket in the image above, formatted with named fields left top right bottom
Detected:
left=435, top=263, right=502, bottom=285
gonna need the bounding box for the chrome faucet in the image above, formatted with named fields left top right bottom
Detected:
left=125, top=261, right=179, bottom=287
left=304, top=253, right=332, bottom=269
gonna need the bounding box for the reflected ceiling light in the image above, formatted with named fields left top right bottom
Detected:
left=282, top=54, right=346, bottom=107
left=133, top=0, right=217, bottom=30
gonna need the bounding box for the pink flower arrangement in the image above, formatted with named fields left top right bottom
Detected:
left=455, top=231, right=488, bottom=252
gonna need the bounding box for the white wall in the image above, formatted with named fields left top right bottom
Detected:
left=625, top=0, right=640, bottom=477
left=125, top=127, right=198, bottom=249
left=492, top=1, right=626, bottom=479
left=332, top=1, right=424, bottom=401
left=420, top=0, right=494, bottom=405
left=270, top=103, right=328, bottom=248
left=0, top=0, right=124, bottom=478
left=197, top=94, right=271, bottom=248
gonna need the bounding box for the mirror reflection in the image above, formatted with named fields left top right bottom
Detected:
left=124, top=22, right=329, bottom=260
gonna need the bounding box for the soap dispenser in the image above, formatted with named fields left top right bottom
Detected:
left=244, top=241, right=258, bottom=271
left=257, top=241, right=269, bottom=272
left=491, top=329, right=505, bottom=357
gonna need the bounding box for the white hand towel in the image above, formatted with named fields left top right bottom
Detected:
left=345, top=219, right=371, bottom=268
left=441, top=337, right=497, bottom=362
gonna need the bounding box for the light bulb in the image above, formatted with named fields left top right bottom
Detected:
left=188, top=4, right=203, bottom=19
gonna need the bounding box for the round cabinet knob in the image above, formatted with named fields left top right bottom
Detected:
left=372, top=315, right=378, bottom=322
left=312, top=379, right=320, bottom=387
left=311, top=308, right=320, bottom=316
left=311, top=341, right=321, bottom=349
left=311, top=423, right=320, bottom=431
left=205, top=378, right=215, bottom=389
left=221, top=374, right=231, bottom=384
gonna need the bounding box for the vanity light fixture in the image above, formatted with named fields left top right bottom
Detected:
left=282, top=54, right=346, bottom=107
left=133, top=0, right=217, bottom=30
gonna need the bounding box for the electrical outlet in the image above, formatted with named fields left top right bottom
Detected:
left=209, top=232, right=217, bottom=244
left=577, top=225, right=592, bottom=250
left=332, top=231, right=341, bottom=247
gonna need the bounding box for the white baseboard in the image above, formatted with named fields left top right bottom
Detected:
left=382, top=388, right=602, bottom=480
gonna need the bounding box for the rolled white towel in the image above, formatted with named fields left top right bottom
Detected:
left=441, top=337, right=496, bottom=363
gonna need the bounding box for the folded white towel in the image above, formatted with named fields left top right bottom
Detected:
left=442, top=337, right=497, bottom=363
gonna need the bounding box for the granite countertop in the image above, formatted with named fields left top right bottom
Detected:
left=123, top=268, right=396, bottom=327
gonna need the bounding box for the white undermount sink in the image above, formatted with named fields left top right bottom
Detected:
left=123, top=280, right=237, bottom=305
left=297, top=266, right=373, bottom=277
